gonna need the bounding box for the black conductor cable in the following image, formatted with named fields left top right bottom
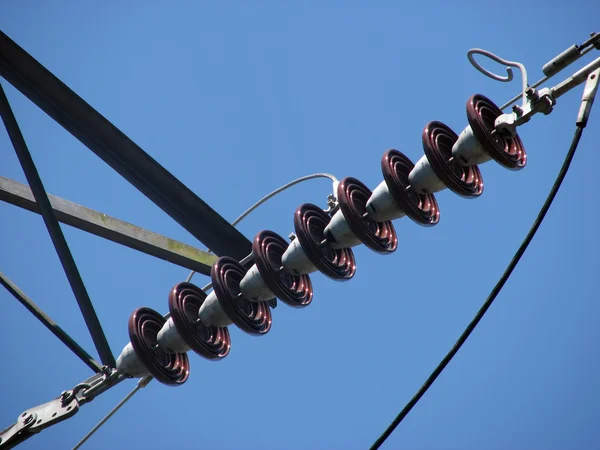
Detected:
left=370, top=69, right=598, bottom=449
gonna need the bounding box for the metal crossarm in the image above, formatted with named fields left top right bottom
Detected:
left=0, top=31, right=252, bottom=260
left=0, top=176, right=218, bottom=275
left=0, top=84, right=115, bottom=368
left=0, top=272, right=103, bottom=373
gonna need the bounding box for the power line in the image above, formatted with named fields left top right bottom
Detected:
left=370, top=124, right=586, bottom=449
left=72, top=377, right=152, bottom=450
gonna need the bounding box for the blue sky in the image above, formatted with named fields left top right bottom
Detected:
left=1, top=2, right=600, bottom=449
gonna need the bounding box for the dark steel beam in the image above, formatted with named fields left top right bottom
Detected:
left=0, top=31, right=252, bottom=261
left=0, top=83, right=115, bottom=368
left=0, top=272, right=103, bottom=373
left=0, top=176, right=217, bottom=276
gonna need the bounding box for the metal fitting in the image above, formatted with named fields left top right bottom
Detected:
left=22, top=414, right=34, bottom=426
left=512, top=104, right=523, bottom=116
left=525, top=87, right=539, bottom=101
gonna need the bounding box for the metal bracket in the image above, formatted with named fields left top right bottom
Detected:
left=493, top=36, right=600, bottom=135
left=576, top=68, right=600, bottom=127
left=500, top=32, right=600, bottom=110
left=0, top=395, right=80, bottom=449
left=0, top=368, right=122, bottom=448
left=494, top=87, right=556, bottom=134
left=494, top=53, right=600, bottom=134
left=325, top=193, right=339, bottom=216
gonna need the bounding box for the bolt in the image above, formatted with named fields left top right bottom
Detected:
left=525, top=87, right=539, bottom=102
left=22, top=414, right=34, bottom=426
left=592, top=32, right=600, bottom=50
left=60, top=391, right=71, bottom=403
left=288, top=232, right=296, bottom=241
left=512, top=105, right=523, bottom=116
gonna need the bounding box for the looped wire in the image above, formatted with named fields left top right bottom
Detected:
left=467, top=48, right=529, bottom=107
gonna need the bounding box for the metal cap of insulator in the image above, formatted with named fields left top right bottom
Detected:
left=292, top=203, right=356, bottom=280
left=466, top=94, right=527, bottom=170
left=253, top=230, right=313, bottom=308
left=422, top=121, right=484, bottom=198
left=381, top=149, right=440, bottom=226
left=127, top=307, right=190, bottom=386
left=168, top=283, right=231, bottom=360
left=211, top=256, right=272, bottom=335
left=337, top=177, right=398, bottom=254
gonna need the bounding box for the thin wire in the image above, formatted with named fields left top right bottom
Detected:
left=500, top=75, right=549, bottom=110
left=467, top=49, right=529, bottom=108
left=72, top=376, right=152, bottom=450
left=186, top=172, right=338, bottom=283
left=370, top=125, right=585, bottom=449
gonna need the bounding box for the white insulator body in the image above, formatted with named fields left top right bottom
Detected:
left=239, top=264, right=276, bottom=302
left=408, top=155, right=447, bottom=194
left=156, top=317, right=190, bottom=354
left=197, top=291, right=233, bottom=327
left=281, top=239, right=318, bottom=275
left=116, top=342, right=148, bottom=378
left=366, top=180, right=406, bottom=222
left=452, top=125, right=492, bottom=166
left=323, top=210, right=362, bottom=249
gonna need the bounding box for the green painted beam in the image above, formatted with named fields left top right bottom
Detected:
left=0, top=176, right=217, bottom=276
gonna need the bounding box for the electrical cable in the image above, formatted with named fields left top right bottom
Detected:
left=369, top=124, right=586, bottom=450
left=72, top=377, right=152, bottom=450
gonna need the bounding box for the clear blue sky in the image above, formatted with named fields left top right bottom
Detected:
left=1, top=2, right=600, bottom=449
